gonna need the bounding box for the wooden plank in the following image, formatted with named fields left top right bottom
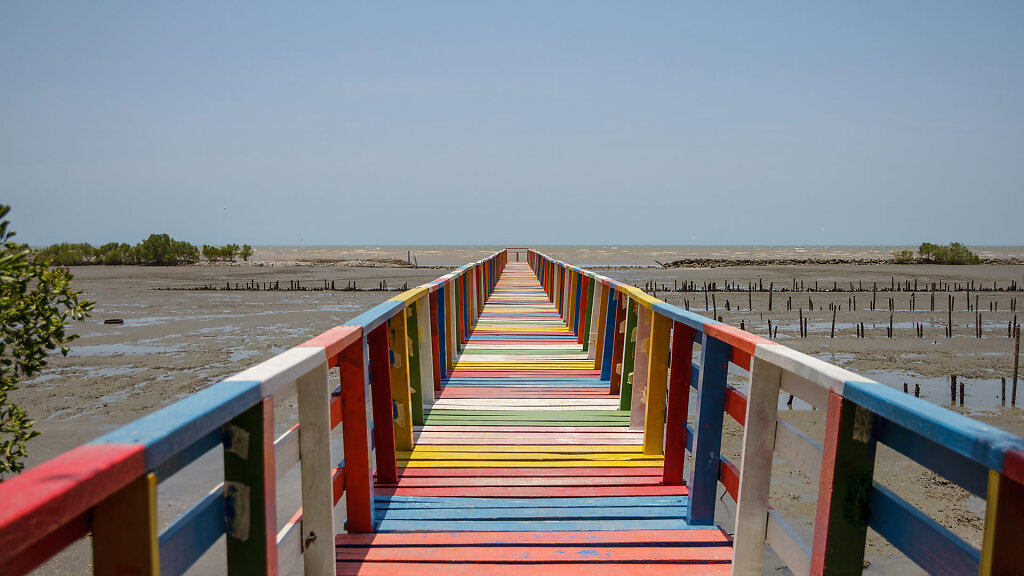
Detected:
left=93, top=472, right=159, bottom=576
left=629, top=305, right=652, bottom=429
left=367, top=324, right=397, bottom=486
left=335, top=529, right=729, bottom=546
left=600, top=289, right=618, bottom=380
left=296, top=356, right=335, bottom=574
left=870, top=483, right=979, bottom=576
left=0, top=443, right=145, bottom=566
left=642, top=311, right=672, bottom=455
left=980, top=470, right=1024, bottom=575
left=664, top=322, right=695, bottom=485
left=810, top=390, right=877, bottom=576
left=388, top=314, right=414, bottom=451
left=429, top=290, right=442, bottom=392
left=406, top=301, right=425, bottom=426
left=766, top=510, right=812, bottom=576
left=591, top=282, right=608, bottom=365
left=336, top=562, right=731, bottom=576
left=340, top=335, right=375, bottom=533
left=223, top=397, right=277, bottom=575
left=377, top=485, right=690, bottom=498
left=618, top=297, right=637, bottom=409
left=687, top=334, right=731, bottom=526
left=158, top=487, right=224, bottom=576
left=732, top=355, right=783, bottom=576
left=774, top=419, right=823, bottom=483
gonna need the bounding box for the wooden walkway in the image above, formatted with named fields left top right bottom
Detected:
left=335, top=262, right=732, bottom=574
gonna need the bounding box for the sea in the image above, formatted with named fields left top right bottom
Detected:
left=251, top=245, right=1024, bottom=267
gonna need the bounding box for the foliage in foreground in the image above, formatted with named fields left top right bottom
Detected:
left=36, top=238, right=254, bottom=265
left=1, top=205, right=93, bottom=477
left=892, top=242, right=982, bottom=265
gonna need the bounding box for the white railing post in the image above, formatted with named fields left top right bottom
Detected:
left=296, top=360, right=335, bottom=575
left=732, top=355, right=783, bottom=575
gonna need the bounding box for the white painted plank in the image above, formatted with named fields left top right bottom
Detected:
left=774, top=420, right=823, bottom=483
left=296, top=361, right=335, bottom=575
left=225, top=347, right=325, bottom=399
left=274, top=425, right=300, bottom=481
left=415, top=297, right=435, bottom=405
left=732, top=356, right=783, bottom=576
left=629, top=305, right=651, bottom=430
left=766, top=510, right=811, bottom=576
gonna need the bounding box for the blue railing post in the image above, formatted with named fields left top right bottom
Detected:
left=687, top=334, right=730, bottom=526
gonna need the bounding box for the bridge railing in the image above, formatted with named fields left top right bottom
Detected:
left=0, top=250, right=505, bottom=576
left=528, top=250, right=1024, bottom=576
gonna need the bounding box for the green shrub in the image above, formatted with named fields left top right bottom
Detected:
left=893, top=249, right=915, bottom=264
left=917, top=242, right=981, bottom=265
left=35, top=242, right=95, bottom=266
left=202, top=243, right=239, bottom=262
left=134, top=234, right=199, bottom=265
left=239, top=244, right=253, bottom=261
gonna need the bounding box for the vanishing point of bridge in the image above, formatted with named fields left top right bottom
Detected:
left=2, top=249, right=1022, bottom=575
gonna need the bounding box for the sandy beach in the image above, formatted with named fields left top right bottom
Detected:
left=15, top=249, right=1024, bottom=575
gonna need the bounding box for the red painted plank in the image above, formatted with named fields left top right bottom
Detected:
left=0, top=443, right=144, bottom=564
left=379, top=476, right=671, bottom=487
left=664, top=322, right=694, bottom=485
left=300, top=325, right=361, bottom=366
left=336, top=562, right=731, bottom=576
left=724, top=386, right=747, bottom=427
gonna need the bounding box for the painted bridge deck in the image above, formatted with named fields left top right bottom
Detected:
left=334, top=263, right=731, bottom=574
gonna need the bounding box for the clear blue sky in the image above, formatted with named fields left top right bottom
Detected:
left=2, top=2, right=1022, bottom=246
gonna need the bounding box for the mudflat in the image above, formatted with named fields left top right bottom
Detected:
left=15, top=259, right=1024, bottom=575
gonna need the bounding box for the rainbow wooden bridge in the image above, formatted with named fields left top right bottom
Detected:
left=2, top=249, right=1023, bottom=575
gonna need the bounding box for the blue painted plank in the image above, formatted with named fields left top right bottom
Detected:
left=91, top=380, right=262, bottom=470
left=437, top=285, right=447, bottom=379
left=687, top=335, right=730, bottom=526
left=375, top=519, right=696, bottom=532
left=159, top=488, right=225, bottom=576
left=876, top=418, right=988, bottom=498
left=843, top=379, right=1024, bottom=473
left=651, top=301, right=717, bottom=333
left=344, top=300, right=405, bottom=333
left=600, top=290, right=617, bottom=381
left=869, top=483, right=979, bottom=576
left=154, top=428, right=222, bottom=482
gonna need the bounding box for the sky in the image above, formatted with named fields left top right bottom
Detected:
left=2, top=2, right=1022, bottom=246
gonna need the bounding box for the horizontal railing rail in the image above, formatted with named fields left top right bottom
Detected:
left=0, top=250, right=506, bottom=576
left=527, top=249, right=1024, bottom=576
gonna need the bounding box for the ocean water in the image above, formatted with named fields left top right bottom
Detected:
left=251, top=245, right=1024, bottom=267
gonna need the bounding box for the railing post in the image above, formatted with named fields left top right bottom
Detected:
left=981, top=468, right=1024, bottom=574
left=618, top=298, right=639, bottom=409
left=732, top=355, right=783, bottom=575
left=642, top=311, right=672, bottom=455
left=367, top=324, right=397, bottom=486
left=581, top=277, right=595, bottom=349
left=406, top=302, right=425, bottom=426
left=388, top=313, right=414, bottom=450
left=600, top=289, right=617, bottom=380
left=591, top=283, right=608, bottom=366
left=341, top=335, right=375, bottom=532
left=610, top=291, right=626, bottom=393
left=446, top=283, right=456, bottom=371
left=810, top=390, right=877, bottom=575
left=415, top=296, right=435, bottom=403
left=92, top=472, right=159, bottom=576
left=223, top=396, right=277, bottom=573
left=687, top=334, right=730, bottom=526
left=429, top=291, right=442, bottom=392
left=629, top=304, right=652, bottom=429
left=296, top=358, right=335, bottom=574
left=663, top=322, right=694, bottom=485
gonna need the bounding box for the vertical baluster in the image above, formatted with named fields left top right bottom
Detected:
left=600, top=288, right=618, bottom=380
left=416, top=296, right=435, bottom=405
left=367, top=325, right=397, bottom=485
left=223, top=396, right=277, bottom=573
left=619, top=298, right=638, bottom=410
left=297, top=358, right=335, bottom=574
left=732, top=355, right=783, bottom=575
left=429, top=290, right=443, bottom=392
left=630, top=304, right=652, bottom=430
left=93, top=472, right=159, bottom=576
left=642, top=311, right=672, bottom=454
left=592, top=283, right=609, bottom=367
left=981, top=467, right=1024, bottom=575
left=341, top=335, right=376, bottom=532
left=388, top=313, right=414, bottom=451
left=687, top=334, right=730, bottom=525
left=406, top=303, right=424, bottom=427
left=663, top=322, right=695, bottom=485
left=810, top=390, right=878, bottom=574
